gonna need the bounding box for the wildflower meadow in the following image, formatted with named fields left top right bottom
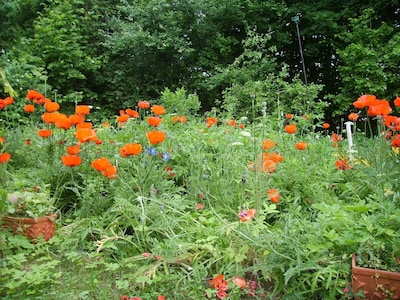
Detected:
left=1, top=88, right=400, bottom=299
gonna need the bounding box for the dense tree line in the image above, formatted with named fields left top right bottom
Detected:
left=1, top=0, right=399, bottom=118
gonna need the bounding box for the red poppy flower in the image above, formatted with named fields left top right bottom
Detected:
left=322, top=123, right=330, bottom=129
left=24, top=104, right=35, bottom=113
left=119, top=143, right=142, bottom=157
left=216, top=290, right=227, bottom=299
left=37, top=129, right=52, bottom=138
left=295, top=142, right=307, bottom=150
left=238, top=209, right=256, bottom=222
left=196, top=202, right=204, bottom=210
left=151, top=105, right=166, bottom=115
left=147, top=116, right=162, bottom=127
left=146, top=131, right=166, bottom=145
left=138, top=100, right=150, bottom=109
left=348, top=113, right=359, bottom=122
left=0, top=152, right=11, bottom=163
left=285, top=124, right=297, bottom=134
left=75, top=105, right=91, bottom=115
left=262, top=139, right=276, bottom=150
left=62, top=155, right=82, bottom=167
left=267, top=189, right=280, bottom=203
left=158, top=295, right=165, bottom=300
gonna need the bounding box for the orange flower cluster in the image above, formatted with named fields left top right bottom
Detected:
left=0, top=96, right=13, bottom=109
left=351, top=95, right=400, bottom=148
left=206, top=117, right=218, bottom=128
left=208, top=274, right=258, bottom=298
left=91, top=157, right=117, bottom=179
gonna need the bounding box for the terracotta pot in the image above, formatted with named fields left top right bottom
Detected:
left=352, top=254, right=400, bottom=300
left=2, top=214, right=57, bottom=241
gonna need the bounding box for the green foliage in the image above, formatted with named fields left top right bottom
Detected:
left=159, top=87, right=201, bottom=116
left=334, top=9, right=400, bottom=115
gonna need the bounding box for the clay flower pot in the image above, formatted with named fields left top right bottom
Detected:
left=352, top=254, right=400, bottom=299
left=2, top=214, right=57, bottom=241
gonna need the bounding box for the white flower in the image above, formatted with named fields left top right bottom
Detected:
left=230, top=142, right=244, bottom=146
left=240, top=131, right=252, bottom=137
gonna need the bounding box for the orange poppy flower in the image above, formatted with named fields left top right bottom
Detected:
left=24, top=104, right=35, bottom=113
left=69, top=114, right=85, bottom=125
left=262, top=139, right=276, bottom=150
left=55, top=115, right=72, bottom=130
left=384, top=115, right=400, bottom=131
left=76, top=122, right=93, bottom=129
left=206, top=117, right=218, bottom=128
left=151, top=105, right=166, bottom=115
left=262, top=152, right=284, bottom=163
left=66, top=144, right=81, bottom=155
left=75, top=128, right=96, bottom=143
left=209, top=274, right=227, bottom=290
left=125, top=108, right=139, bottom=118
left=138, top=100, right=150, bottom=109
left=117, top=114, right=129, bottom=123
left=238, top=209, right=256, bottom=222
left=91, top=157, right=112, bottom=171
left=75, top=105, right=91, bottom=115
left=267, top=189, right=280, bottom=203
left=147, top=116, right=162, bottom=127
left=394, top=96, right=400, bottom=107
left=42, top=112, right=60, bottom=124
left=231, top=276, right=246, bottom=289
left=285, top=123, right=297, bottom=134
left=0, top=152, right=11, bottom=164
left=295, top=142, right=307, bottom=150
left=367, top=99, right=392, bottom=117
left=348, top=113, right=359, bottom=122
left=335, top=159, right=353, bottom=170
left=330, top=133, right=342, bottom=143
left=239, top=123, right=245, bottom=129
left=322, top=123, right=330, bottom=129
left=62, top=155, right=82, bottom=167
left=44, top=100, right=60, bottom=112
left=146, top=130, right=166, bottom=145
left=26, top=90, right=45, bottom=104
left=285, top=113, right=293, bottom=119
left=119, top=143, right=142, bottom=157
left=37, top=129, right=52, bottom=138
left=0, top=136, right=5, bottom=143
left=353, top=94, right=377, bottom=109
left=226, top=119, right=236, bottom=127
left=102, top=165, right=117, bottom=179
